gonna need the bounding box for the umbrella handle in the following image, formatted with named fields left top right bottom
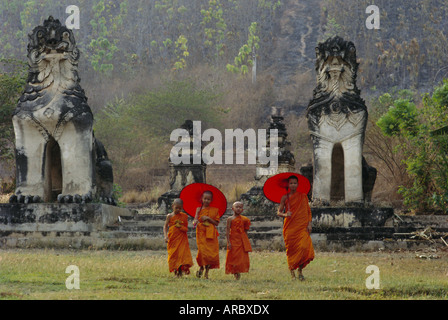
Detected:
left=193, top=205, right=202, bottom=228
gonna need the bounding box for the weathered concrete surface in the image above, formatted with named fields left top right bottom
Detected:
left=0, top=203, right=135, bottom=249
left=1, top=204, right=446, bottom=251
left=0, top=203, right=134, bottom=233
left=311, top=207, right=394, bottom=228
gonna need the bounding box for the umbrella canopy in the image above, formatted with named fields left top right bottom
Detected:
left=179, top=183, right=228, bottom=217
left=263, top=172, right=311, bottom=204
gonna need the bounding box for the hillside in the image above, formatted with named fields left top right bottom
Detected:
left=1, top=0, right=447, bottom=105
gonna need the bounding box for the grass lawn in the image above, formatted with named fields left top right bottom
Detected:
left=0, top=249, right=447, bottom=300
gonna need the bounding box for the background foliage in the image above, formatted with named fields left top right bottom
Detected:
left=0, top=59, right=26, bottom=193
left=376, top=82, right=448, bottom=214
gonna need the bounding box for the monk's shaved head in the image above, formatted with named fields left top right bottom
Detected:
left=172, top=198, right=183, bottom=206
left=232, top=201, right=243, bottom=208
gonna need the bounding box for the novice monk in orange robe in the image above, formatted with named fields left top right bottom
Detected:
left=193, top=191, right=220, bottom=279
left=163, top=198, right=193, bottom=277
left=277, top=175, right=314, bottom=280
left=225, top=201, right=252, bottom=280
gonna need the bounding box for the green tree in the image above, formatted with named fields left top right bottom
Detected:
left=173, top=35, right=189, bottom=70
left=0, top=58, right=27, bottom=191
left=321, top=16, right=342, bottom=40
left=0, top=59, right=26, bottom=161
left=129, top=79, right=221, bottom=136
left=226, top=22, right=259, bottom=76
left=200, top=0, right=228, bottom=61
left=88, top=0, right=128, bottom=74
left=364, top=89, right=411, bottom=203
left=376, top=81, right=448, bottom=214
left=94, top=79, right=222, bottom=182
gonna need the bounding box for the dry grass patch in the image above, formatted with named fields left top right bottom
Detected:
left=0, top=249, right=447, bottom=300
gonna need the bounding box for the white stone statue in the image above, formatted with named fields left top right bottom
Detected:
left=306, top=36, right=375, bottom=204
left=10, top=17, right=114, bottom=204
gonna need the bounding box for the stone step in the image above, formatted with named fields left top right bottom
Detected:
left=110, top=214, right=448, bottom=233
left=396, top=215, right=448, bottom=228
left=3, top=202, right=447, bottom=251
left=100, top=214, right=448, bottom=247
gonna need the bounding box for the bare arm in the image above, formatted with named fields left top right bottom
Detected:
left=306, top=199, right=312, bottom=234
left=307, top=221, right=312, bottom=234
left=193, top=207, right=201, bottom=227
left=277, top=195, right=291, bottom=218
left=163, top=214, right=171, bottom=243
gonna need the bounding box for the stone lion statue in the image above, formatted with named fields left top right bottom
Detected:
left=307, top=36, right=367, bottom=128
left=306, top=36, right=375, bottom=204
left=9, top=16, right=115, bottom=205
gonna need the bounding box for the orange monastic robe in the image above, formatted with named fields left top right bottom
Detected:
left=167, top=212, right=194, bottom=273
left=283, top=192, right=314, bottom=270
left=226, top=215, right=252, bottom=274
left=196, top=206, right=220, bottom=269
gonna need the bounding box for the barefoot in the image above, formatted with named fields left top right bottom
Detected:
left=196, top=267, right=203, bottom=278
left=298, top=267, right=305, bottom=281
left=290, top=269, right=296, bottom=279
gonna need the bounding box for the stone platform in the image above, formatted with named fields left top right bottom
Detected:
left=0, top=203, right=135, bottom=249
left=1, top=204, right=447, bottom=251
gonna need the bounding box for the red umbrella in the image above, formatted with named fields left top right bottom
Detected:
left=179, top=183, right=228, bottom=218
left=263, top=172, right=311, bottom=204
